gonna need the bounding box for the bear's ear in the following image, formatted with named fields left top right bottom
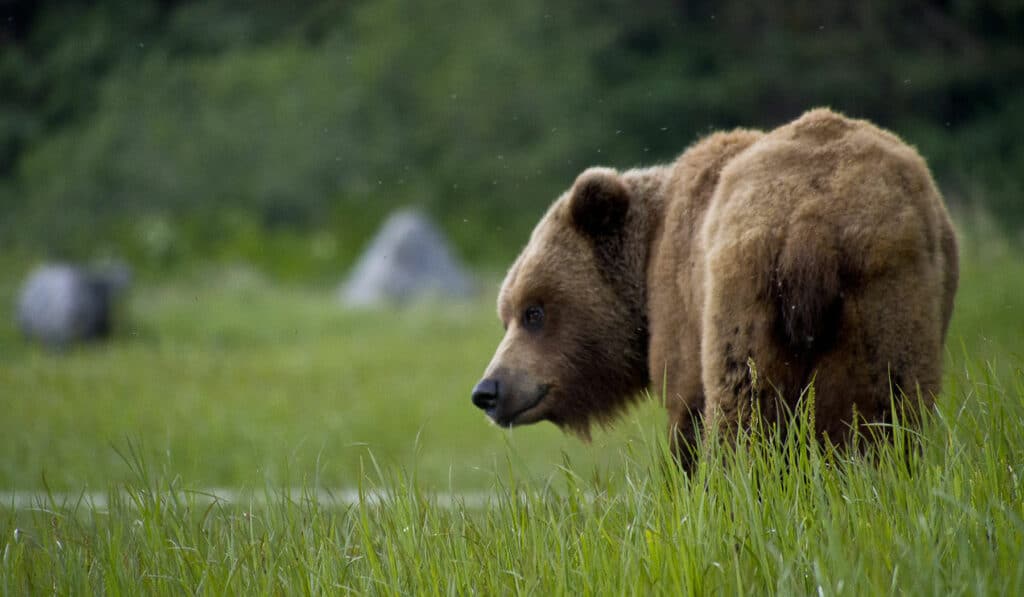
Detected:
left=569, top=168, right=630, bottom=239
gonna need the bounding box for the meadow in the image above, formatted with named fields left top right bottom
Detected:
left=1, top=235, right=1022, bottom=594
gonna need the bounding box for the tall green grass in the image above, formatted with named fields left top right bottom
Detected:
left=1, top=240, right=1022, bottom=593
left=2, top=361, right=1022, bottom=594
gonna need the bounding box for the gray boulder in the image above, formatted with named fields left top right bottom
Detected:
left=340, top=209, right=474, bottom=306
left=16, top=262, right=132, bottom=349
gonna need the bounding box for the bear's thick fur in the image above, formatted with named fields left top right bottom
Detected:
left=471, top=108, right=958, bottom=467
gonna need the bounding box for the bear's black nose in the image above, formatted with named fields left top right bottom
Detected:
left=471, top=378, right=499, bottom=411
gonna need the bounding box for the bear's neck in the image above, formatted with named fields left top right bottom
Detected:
left=613, top=166, right=672, bottom=387
left=622, top=166, right=671, bottom=207
left=622, top=164, right=672, bottom=288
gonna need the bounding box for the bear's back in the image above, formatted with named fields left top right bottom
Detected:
left=702, top=108, right=950, bottom=278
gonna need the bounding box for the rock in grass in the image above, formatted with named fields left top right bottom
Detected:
left=16, top=262, right=132, bottom=349
left=340, top=209, right=474, bottom=306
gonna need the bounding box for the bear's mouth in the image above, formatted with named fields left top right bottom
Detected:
left=491, top=384, right=552, bottom=427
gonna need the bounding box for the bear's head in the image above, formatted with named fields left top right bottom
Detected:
left=471, top=167, right=653, bottom=437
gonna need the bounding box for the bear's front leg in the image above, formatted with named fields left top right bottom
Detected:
left=650, top=314, right=705, bottom=472
left=667, top=400, right=703, bottom=472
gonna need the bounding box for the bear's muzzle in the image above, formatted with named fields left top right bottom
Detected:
left=471, top=372, right=551, bottom=427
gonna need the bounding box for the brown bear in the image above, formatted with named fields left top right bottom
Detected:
left=471, top=108, right=958, bottom=468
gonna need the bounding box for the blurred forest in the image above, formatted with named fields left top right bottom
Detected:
left=1, top=0, right=1022, bottom=278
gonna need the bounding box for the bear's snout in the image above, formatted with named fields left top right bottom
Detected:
left=471, top=378, right=500, bottom=411
left=471, top=368, right=552, bottom=427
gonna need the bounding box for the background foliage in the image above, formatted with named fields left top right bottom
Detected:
left=1, top=0, right=1022, bottom=278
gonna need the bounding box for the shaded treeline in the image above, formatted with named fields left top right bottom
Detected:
left=1, top=0, right=1021, bottom=276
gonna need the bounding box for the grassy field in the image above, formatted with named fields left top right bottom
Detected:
left=1, top=237, right=1023, bottom=594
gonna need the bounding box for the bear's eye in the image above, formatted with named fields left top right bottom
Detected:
left=522, top=305, right=545, bottom=331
